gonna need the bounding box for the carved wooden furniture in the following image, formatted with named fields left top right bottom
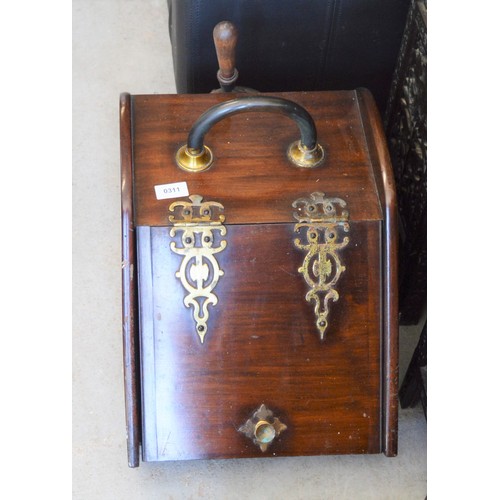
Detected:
left=384, top=0, right=427, bottom=325
left=120, top=89, right=398, bottom=467
left=399, top=322, right=427, bottom=417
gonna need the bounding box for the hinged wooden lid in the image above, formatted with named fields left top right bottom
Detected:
left=130, top=91, right=383, bottom=226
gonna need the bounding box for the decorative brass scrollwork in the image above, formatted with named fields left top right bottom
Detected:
left=169, top=195, right=226, bottom=343
left=292, top=192, right=350, bottom=340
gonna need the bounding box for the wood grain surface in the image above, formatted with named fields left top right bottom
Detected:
left=131, top=91, right=383, bottom=226
left=137, top=221, right=382, bottom=461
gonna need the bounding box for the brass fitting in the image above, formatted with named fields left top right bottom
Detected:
left=175, top=145, right=214, bottom=172
left=287, top=140, right=325, bottom=168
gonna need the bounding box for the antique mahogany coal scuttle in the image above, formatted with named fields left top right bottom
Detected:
left=120, top=27, right=398, bottom=466
left=120, top=88, right=398, bottom=467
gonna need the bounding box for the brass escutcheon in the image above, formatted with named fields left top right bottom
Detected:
left=238, top=404, right=287, bottom=452
left=254, top=421, right=276, bottom=444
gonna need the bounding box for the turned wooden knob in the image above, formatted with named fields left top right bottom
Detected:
left=213, top=21, right=238, bottom=87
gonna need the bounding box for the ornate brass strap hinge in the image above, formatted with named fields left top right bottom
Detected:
left=292, top=192, right=350, bottom=340
left=169, top=195, right=227, bottom=343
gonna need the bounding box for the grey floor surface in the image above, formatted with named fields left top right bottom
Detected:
left=73, top=1, right=427, bottom=498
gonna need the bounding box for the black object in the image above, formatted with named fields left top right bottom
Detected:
left=399, top=322, right=427, bottom=418
left=384, top=0, right=427, bottom=325
left=167, top=0, right=411, bottom=111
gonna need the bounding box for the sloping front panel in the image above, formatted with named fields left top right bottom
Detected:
left=137, top=221, right=382, bottom=461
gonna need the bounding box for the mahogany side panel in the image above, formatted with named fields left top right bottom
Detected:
left=137, top=221, right=382, bottom=461
left=355, top=88, right=399, bottom=456
left=120, top=93, right=141, bottom=467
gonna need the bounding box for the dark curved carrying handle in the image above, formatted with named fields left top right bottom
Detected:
left=176, top=96, right=324, bottom=171
left=187, top=96, right=318, bottom=152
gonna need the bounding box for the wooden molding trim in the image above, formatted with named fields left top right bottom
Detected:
left=356, top=88, right=399, bottom=457
left=120, top=93, right=141, bottom=467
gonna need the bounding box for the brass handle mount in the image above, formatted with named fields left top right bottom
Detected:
left=175, top=96, right=325, bottom=172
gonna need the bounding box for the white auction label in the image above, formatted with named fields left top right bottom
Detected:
left=154, top=181, right=189, bottom=200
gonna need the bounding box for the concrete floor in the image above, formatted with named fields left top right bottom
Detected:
left=73, top=1, right=426, bottom=498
